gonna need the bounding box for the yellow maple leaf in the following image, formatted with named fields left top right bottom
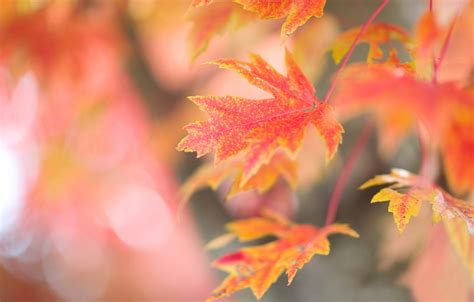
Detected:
left=361, top=168, right=474, bottom=234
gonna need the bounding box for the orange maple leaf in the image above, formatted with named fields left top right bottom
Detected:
left=361, top=168, right=474, bottom=234
left=330, top=22, right=412, bottom=65
left=334, top=64, right=474, bottom=193
left=206, top=210, right=358, bottom=301
left=330, top=9, right=458, bottom=77
left=177, top=50, right=343, bottom=184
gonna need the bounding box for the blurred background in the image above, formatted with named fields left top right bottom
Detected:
left=0, top=0, right=472, bottom=301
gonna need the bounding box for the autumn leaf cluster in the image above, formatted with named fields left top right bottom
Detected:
left=179, top=0, right=474, bottom=300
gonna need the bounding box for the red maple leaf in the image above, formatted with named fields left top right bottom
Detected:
left=177, top=50, right=343, bottom=184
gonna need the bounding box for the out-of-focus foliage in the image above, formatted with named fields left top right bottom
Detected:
left=335, top=64, right=473, bottom=194
left=0, top=0, right=472, bottom=301
left=0, top=1, right=214, bottom=301
left=330, top=22, right=412, bottom=64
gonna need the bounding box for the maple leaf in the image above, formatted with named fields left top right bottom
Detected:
left=235, top=0, right=327, bottom=38
left=383, top=48, right=416, bottom=74
left=361, top=168, right=474, bottom=234
left=329, top=8, right=460, bottom=78
left=333, top=65, right=423, bottom=157
left=330, top=22, right=412, bottom=65
left=180, top=151, right=297, bottom=202
left=207, top=210, right=359, bottom=301
left=334, top=64, right=474, bottom=193
left=188, top=1, right=254, bottom=61
left=177, top=50, right=343, bottom=184
left=360, top=169, right=437, bottom=233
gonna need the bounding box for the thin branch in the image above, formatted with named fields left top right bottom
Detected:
left=417, top=122, right=429, bottom=178
left=323, top=0, right=390, bottom=104
left=325, top=120, right=375, bottom=226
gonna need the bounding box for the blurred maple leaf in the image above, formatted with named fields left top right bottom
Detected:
left=361, top=168, right=474, bottom=234
left=328, top=9, right=447, bottom=76
left=206, top=209, right=358, bottom=301
left=181, top=151, right=297, bottom=202
left=329, top=5, right=473, bottom=81
left=177, top=50, right=343, bottom=185
left=330, top=22, right=412, bottom=65
left=0, top=2, right=125, bottom=95
left=334, top=64, right=473, bottom=193
left=188, top=1, right=254, bottom=61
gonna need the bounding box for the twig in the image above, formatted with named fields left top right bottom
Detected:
left=325, top=120, right=375, bottom=226
left=416, top=122, right=430, bottom=180
left=323, top=0, right=390, bottom=104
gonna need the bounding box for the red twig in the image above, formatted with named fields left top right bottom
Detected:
left=325, top=120, right=375, bottom=226
left=417, top=122, right=429, bottom=178
left=323, top=0, right=390, bottom=104
left=429, top=0, right=433, bottom=11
